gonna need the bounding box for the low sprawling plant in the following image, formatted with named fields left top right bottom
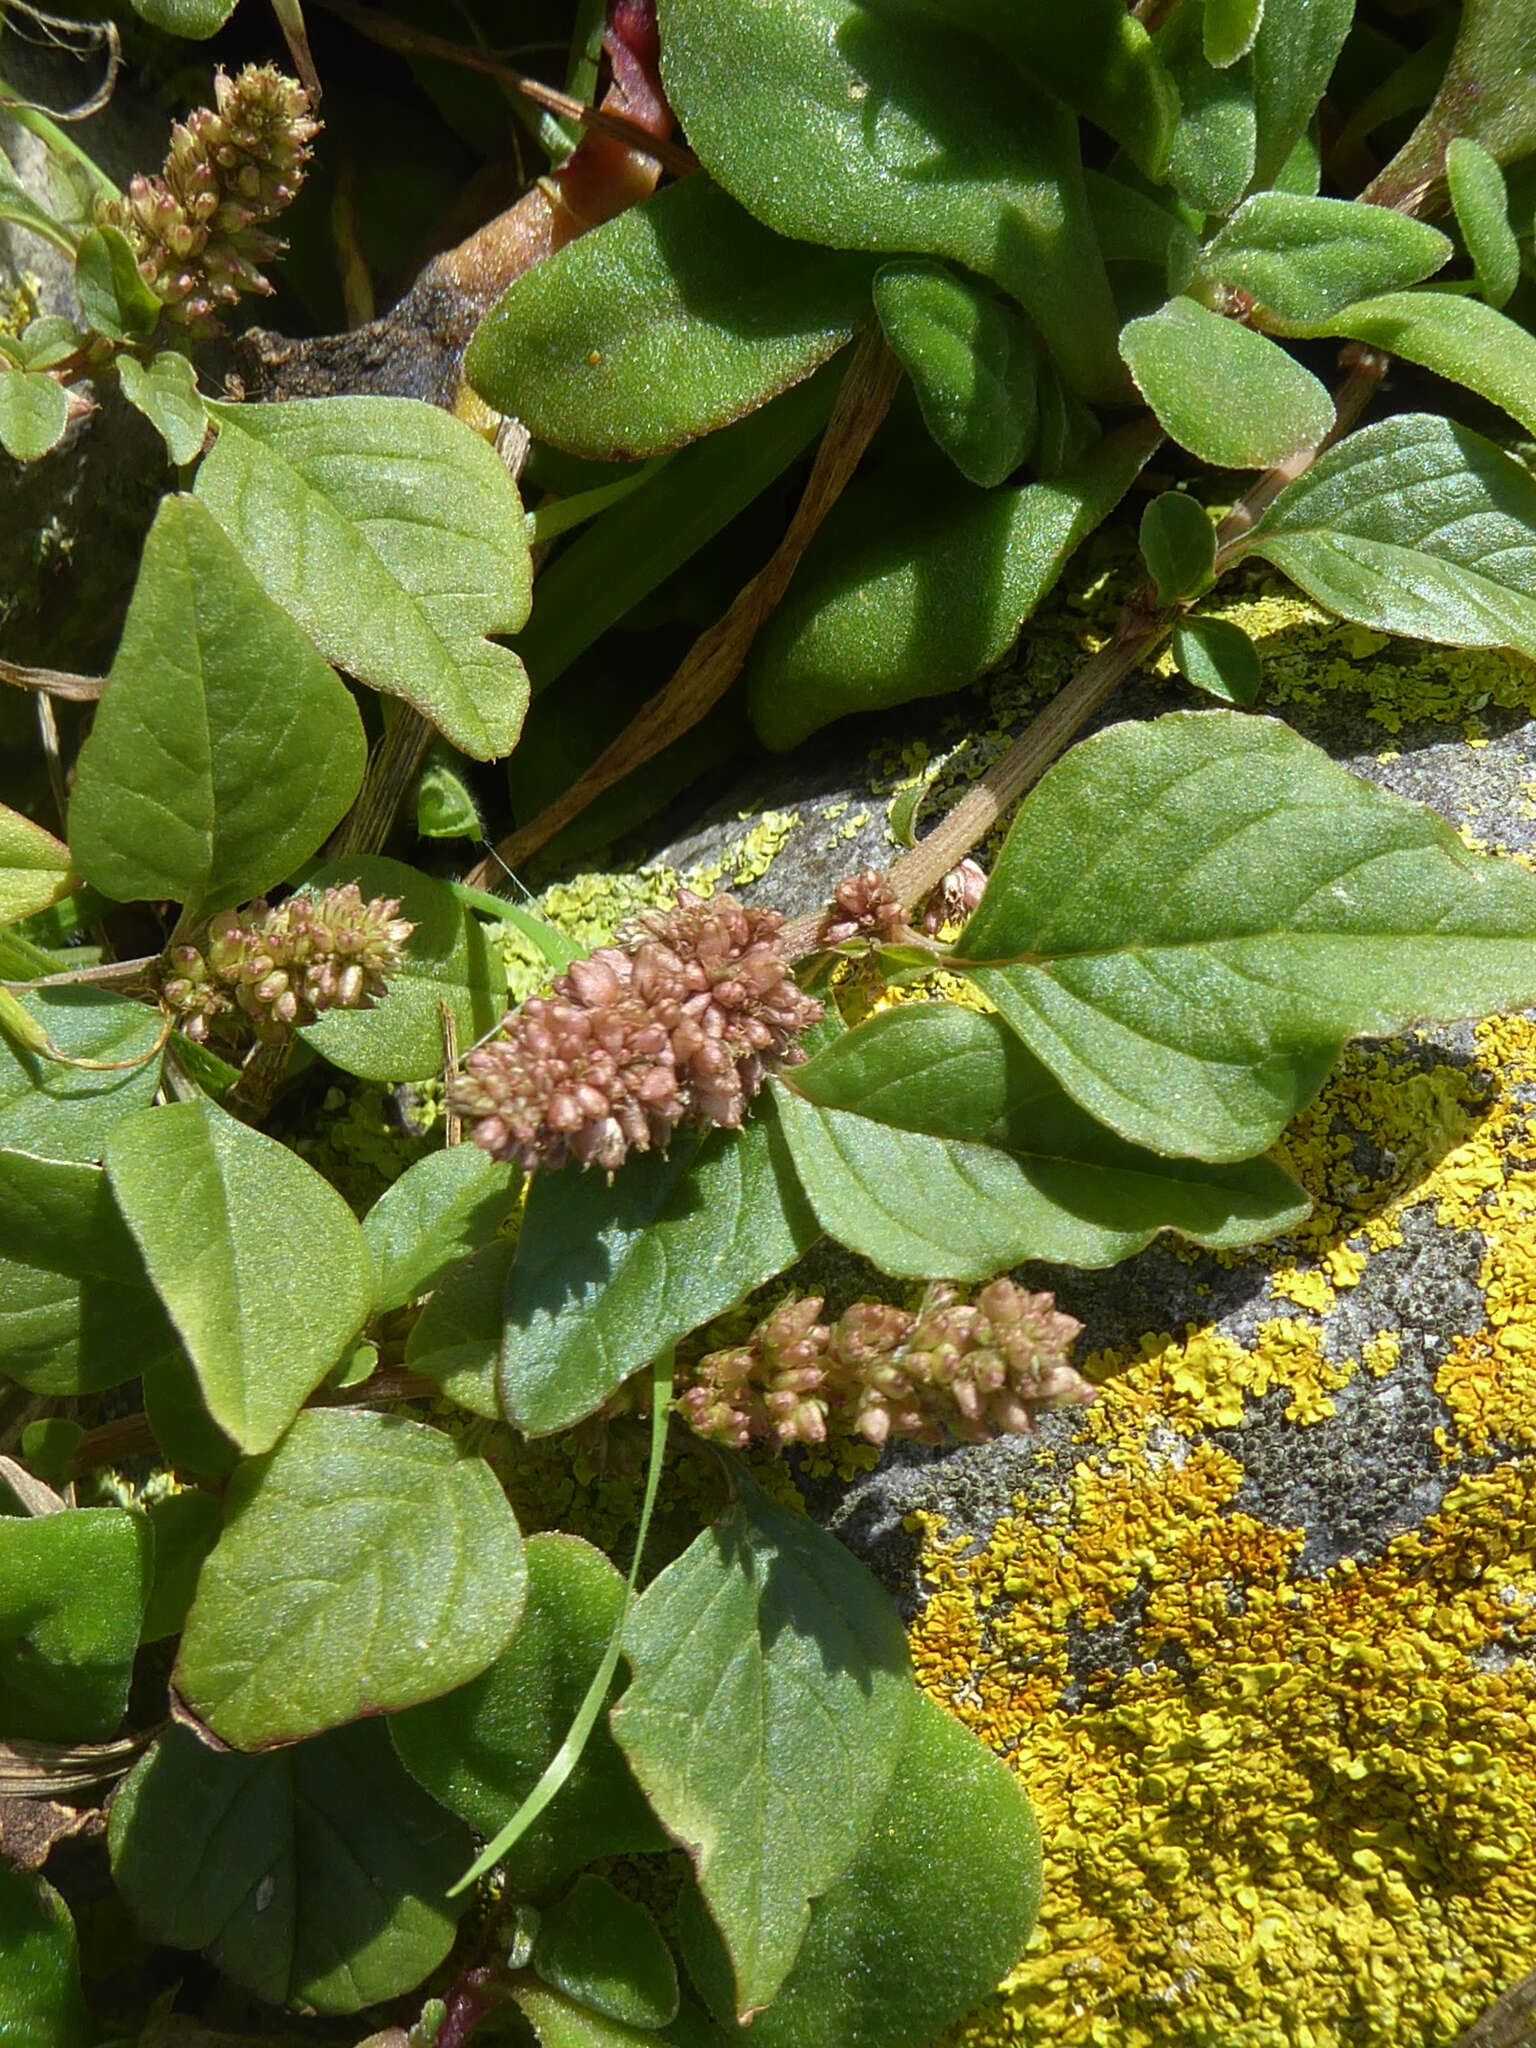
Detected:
left=3, top=0, right=1536, bottom=2042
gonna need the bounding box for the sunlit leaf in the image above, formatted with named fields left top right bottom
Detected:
left=0, top=804, right=75, bottom=923
left=1171, top=614, right=1263, bottom=705
left=1447, top=137, right=1520, bottom=309
left=361, top=1143, right=516, bottom=1315
left=0, top=1871, right=90, bottom=2048
left=1302, top=291, right=1536, bottom=441
left=1120, top=297, right=1334, bottom=468
left=1196, top=193, right=1450, bottom=325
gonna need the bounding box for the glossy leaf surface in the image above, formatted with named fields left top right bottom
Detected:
left=958, top=710, right=1536, bottom=1161
left=0, top=1872, right=90, bottom=2048
left=656, top=0, right=1123, bottom=400
left=1120, top=298, right=1334, bottom=469
left=175, top=1409, right=526, bottom=1748
left=467, top=176, right=874, bottom=460
left=501, top=1111, right=817, bottom=1437
left=775, top=1004, right=1309, bottom=1277
left=392, top=1534, right=667, bottom=1898
left=1300, top=292, right=1536, bottom=440
left=1139, top=492, right=1215, bottom=605
left=611, top=1474, right=912, bottom=2020
left=873, top=260, right=1036, bottom=488
left=0, top=1508, right=151, bottom=1739
left=197, top=397, right=531, bottom=760
left=105, top=1097, right=375, bottom=1454
left=1240, top=415, right=1536, bottom=655
left=1196, top=194, right=1449, bottom=325
left=109, top=1719, right=468, bottom=2012
left=362, top=1143, right=517, bottom=1314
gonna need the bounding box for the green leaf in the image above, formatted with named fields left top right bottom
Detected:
left=67, top=496, right=366, bottom=917
left=392, top=1533, right=667, bottom=1899
left=1247, top=0, right=1353, bottom=193
left=0, top=802, right=74, bottom=922
left=12, top=317, right=83, bottom=370
left=678, top=1691, right=1041, bottom=2048
left=956, top=708, right=1536, bottom=1162
left=129, top=0, right=238, bottom=33
left=174, top=1408, right=526, bottom=1748
left=362, top=1144, right=517, bottom=1314
left=116, top=350, right=207, bottom=465
left=197, top=396, right=531, bottom=761
left=1156, top=9, right=1256, bottom=216
left=0, top=988, right=163, bottom=1163
left=104, top=1097, right=375, bottom=1454
left=611, top=1473, right=913, bottom=2021
left=1196, top=194, right=1450, bottom=326
left=1204, top=0, right=1264, bottom=68
left=466, top=176, right=874, bottom=461
left=109, top=1719, right=469, bottom=2013
left=1447, top=138, right=1520, bottom=311
left=533, top=1875, right=678, bottom=2029
left=501, top=1110, right=818, bottom=1437
left=298, top=855, right=502, bottom=1082
left=141, top=1349, right=240, bottom=1478
left=0, top=149, right=78, bottom=256
left=0, top=1151, right=181, bottom=1396
left=515, top=1985, right=667, bottom=2048
left=1238, top=414, right=1536, bottom=655
left=747, top=421, right=1159, bottom=751
left=140, top=1488, right=223, bottom=1642
left=1084, top=170, right=1200, bottom=293
left=0, top=1508, right=151, bottom=1740
left=655, top=0, right=1124, bottom=401
left=1297, top=292, right=1536, bottom=441
left=1368, top=0, right=1536, bottom=213
left=1171, top=614, right=1264, bottom=705
left=1139, top=492, right=1215, bottom=604
left=416, top=750, right=482, bottom=839
left=73, top=225, right=160, bottom=342
left=404, top=1238, right=509, bottom=1418
left=1120, top=298, right=1334, bottom=469
left=872, top=260, right=1036, bottom=488
left=0, top=1872, right=90, bottom=2048
left=774, top=1004, right=1308, bottom=1278
left=0, top=367, right=68, bottom=462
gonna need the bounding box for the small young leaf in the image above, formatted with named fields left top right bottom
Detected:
left=1139, top=492, right=1216, bottom=604
left=197, top=396, right=532, bottom=761
left=0, top=367, right=68, bottom=462
left=0, top=803, right=75, bottom=922
left=129, top=0, right=238, bottom=34
left=1238, top=414, right=1536, bottom=655
left=1204, top=0, right=1263, bottom=68
left=678, top=1692, right=1041, bottom=2048
left=105, top=1096, right=375, bottom=1454
left=533, top=1875, right=678, bottom=2029
left=1298, top=292, right=1536, bottom=440
left=0, top=1872, right=90, bottom=2048
left=515, top=1984, right=667, bottom=2048
left=416, top=749, right=483, bottom=839
left=404, top=1238, right=509, bottom=1417
left=654, top=0, right=1124, bottom=401
left=956, top=709, right=1536, bottom=1162
left=299, top=855, right=501, bottom=1084
left=68, top=495, right=367, bottom=917
left=73, top=225, right=160, bottom=342
left=392, top=1534, right=667, bottom=1899
left=774, top=1004, right=1309, bottom=1278
left=1196, top=194, right=1450, bottom=325
left=1447, top=138, right=1520, bottom=311
left=466, top=176, right=875, bottom=461
left=175, top=1408, right=527, bottom=1748
left=611, top=1472, right=914, bottom=2021
left=116, top=350, right=207, bottom=465
left=0, top=1151, right=181, bottom=1396
left=109, top=1719, right=469, bottom=2013
left=0, top=1509, right=151, bottom=1740
left=0, top=987, right=164, bottom=1162
left=1171, top=614, right=1263, bottom=704
left=872, top=260, right=1036, bottom=488
left=13, top=316, right=82, bottom=370
left=1120, top=298, right=1334, bottom=468
left=361, top=1143, right=516, bottom=1315
left=500, top=1111, right=818, bottom=1437
left=747, top=421, right=1159, bottom=750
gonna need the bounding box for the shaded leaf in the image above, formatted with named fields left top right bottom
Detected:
left=140, top=1489, right=223, bottom=1642
left=1368, top=0, right=1536, bottom=212
left=0, top=987, right=163, bottom=1163
left=1239, top=414, right=1536, bottom=655
left=129, top=0, right=238, bottom=35
left=392, top=1534, right=667, bottom=1901
left=1121, top=298, right=1334, bottom=468
left=73, top=225, right=159, bottom=342
left=197, top=397, right=531, bottom=761
left=117, top=350, right=207, bottom=465
left=0, top=804, right=74, bottom=922
left=873, top=259, right=1036, bottom=488
left=533, top=1875, right=678, bottom=2028
left=1139, top=492, right=1215, bottom=604
left=174, top=1409, right=526, bottom=1748
left=1156, top=9, right=1255, bottom=216
left=775, top=1004, right=1309, bottom=1277
left=956, top=709, right=1536, bottom=1161
left=1172, top=614, right=1263, bottom=705
left=466, top=176, right=874, bottom=461
left=68, top=496, right=366, bottom=917
left=362, top=1144, right=517, bottom=1315
left=105, top=1097, right=375, bottom=1454
left=404, top=1238, right=507, bottom=1417
left=1196, top=193, right=1450, bottom=326
left=109, top=1719, right=469, bottom=2013
left=0, top=368, right=68, bottom=462
left=501, top=1110, right=818, bottom=1437
left=611, top=1473, right=913, bottom=2020
left=1447, top=137, right=1520, bottom=310
left=0, top=1509, right=151, bottom=1740
left=0, top=1871, right=90, bottom=2048
left=655, top=0, right=1123, bottom=400
left=1084, top=170, right=1200, bottom=292
left=1247, top=0, right=1354, bottom=193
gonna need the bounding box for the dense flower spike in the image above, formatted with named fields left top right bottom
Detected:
left=450, top=888, right=824, bottom=1174
left=99, top=65, right=319, bottom=336
left=818, top=868, right=907, bottom=948
left=160, top=884, right=414, bottom=1043
left=678, top=1281, right=1091, bottom=1450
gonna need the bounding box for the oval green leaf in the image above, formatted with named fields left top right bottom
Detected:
left=533, top=1875, right=678, bottom=2028
left=174, top=1408, right=527, bottom=1749
left=362, top=1142, right=517, bottom=1315
left=1196, top=193, right=1450, bottom=326
left=1171, top=614, right=1263, bottom=704
left=116, top=350, right=207, bottom=465
left=1139, top=491, right=1215, bottom=605
left=1299, top=291, right=1536, bottom=441
left=1120, top=298, right=1334, bottom=469
left=0, top=988, right=163, bottom=1162
left=0, top=1508, right=151, bottom=1740
left=1247, top=0, right=1353, bottom=193
left=0, top=367, right=68, bottom=463
left=872, top=259, right=1036, bottom=488
left=1447, top=137, right=1520, bottom=311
